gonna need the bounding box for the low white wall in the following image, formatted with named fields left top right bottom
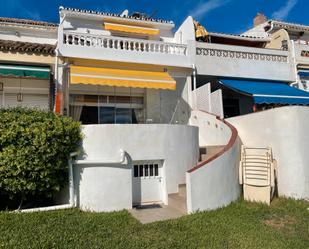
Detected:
left=186, top=138, right=240, bottom=213
left=187, top=111, right=240, bottom=213
left=228, top=106, right=309, bottom=200
left=190, top=110, right=231, bottom=146
left=75, top=124, right=199, bottom=212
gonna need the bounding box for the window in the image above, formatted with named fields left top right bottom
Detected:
left=133, top=162, right=161, bottom=178
left=154, top=164, right=159, bottom=176
left=134, top=165, right=139, bottom=177
left=144, top=165, right=149, bottom=177
left=69, top=93, right=144, bottom=124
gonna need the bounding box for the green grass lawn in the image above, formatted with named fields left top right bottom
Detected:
left=0, top=198, right=308, bottom=249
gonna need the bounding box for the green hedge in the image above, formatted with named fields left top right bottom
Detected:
left=0, top=108, right=82, bottom=203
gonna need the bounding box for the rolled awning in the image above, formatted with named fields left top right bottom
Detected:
left=70, top=65, right=176, bottom=90
left=0, top=64, right=50, bottom=79
left=220, top=79, right=309, bottom=105
left=298, top=71, right=309, bottom=77
left=104, top=22, right=160, bottom=36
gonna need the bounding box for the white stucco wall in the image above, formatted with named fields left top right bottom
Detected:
left=186, top=138, right=240, bottom=213
left=228, top=106, right=309, bottom=200
left=195, top=42, right=295, bottom=82
left=146, top=75, right=192, bottom=124
left=189, top=110, right=231, bottom=146
left=186, top=110, right=241, bottom=213
left=74, top=124, right=199, bottom=212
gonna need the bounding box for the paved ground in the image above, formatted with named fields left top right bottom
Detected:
left=129, top=204, right=186, bottom=224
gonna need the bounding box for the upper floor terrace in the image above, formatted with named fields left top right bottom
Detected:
left=57, top=7, right=193, bottom=68
left=195, top=42, right=295, bottom=82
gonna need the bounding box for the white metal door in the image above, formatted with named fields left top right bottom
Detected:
left=132, top=162, right=163, bottom=205
left=3, top=93, right=48, bottom=110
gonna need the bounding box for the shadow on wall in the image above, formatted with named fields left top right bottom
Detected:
left=161, top=77, right=192, bottom=124
left=74, top=152, right=133, bottom=211
left=227, top=106, right=309, bottom=200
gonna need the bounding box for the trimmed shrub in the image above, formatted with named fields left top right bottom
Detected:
left=0, top=108, right=82, bottom=203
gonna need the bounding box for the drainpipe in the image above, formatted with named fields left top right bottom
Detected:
left=73, top=149, right=127, bottom=166
left=290, top=40, right=299, bottom=88
left=192, top=64, right=197, bottom=110
left=17, top=152, right=78, bottom=213
left=54, top=46, right=59, bottom=112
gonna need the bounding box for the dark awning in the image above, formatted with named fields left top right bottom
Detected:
left=0, top=64, right=50, bottom=79
left=298, top=71, right=309, bottom=77
left=220, top=79, right=309, bottom=105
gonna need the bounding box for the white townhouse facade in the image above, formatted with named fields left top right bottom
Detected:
left=55, top=7, right=195, bottom=125
left=2, top=9, right=309, bottom=214
left=244, top=14, right=309, bottom=92
left=54, top=7, right=202, bottom=212
left=0, top=18, right=57, bottom=110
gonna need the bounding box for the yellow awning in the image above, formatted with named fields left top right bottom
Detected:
left=104, top=22, right=160, bottom=36
left=70, top=66, right=176, bottom=90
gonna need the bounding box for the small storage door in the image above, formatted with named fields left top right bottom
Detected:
left=132, top=161, right=163, bottom=205
left=4, top=93, right=20, bottom=107
left=22, top=94, right=49, bottom=110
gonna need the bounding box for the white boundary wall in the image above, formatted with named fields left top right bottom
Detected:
left=74, top=124, right=199, bottom=212
left=190, top=110, right=231, bottom=146
left=187, top=111, right=241, bottom=213
left=228, top=106, right=309, bottom=200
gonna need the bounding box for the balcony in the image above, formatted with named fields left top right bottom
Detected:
left=196, top=42, right=295, bottom=82
left=58, top=31, right=192, bottom=68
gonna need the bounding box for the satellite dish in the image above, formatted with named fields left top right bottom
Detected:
left=120, top=9, right=129, bottom=17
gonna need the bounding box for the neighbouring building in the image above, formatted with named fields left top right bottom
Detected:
left=0, top=18, right=57, bottom=110
left=244, top=13, right=309, bottom=92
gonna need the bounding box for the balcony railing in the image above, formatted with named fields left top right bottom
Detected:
left=196, top=46, right=288, bottom=63
left=62, top=32, right=187, bottom=56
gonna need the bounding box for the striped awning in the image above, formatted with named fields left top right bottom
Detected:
left=104, top=22, right=160, bottom=36
left=0, top=64, right=50, bottom=79
left=70, top=66, right=176, bottom=90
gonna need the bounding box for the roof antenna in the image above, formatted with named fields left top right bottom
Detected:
left=149, top=10, right=157, bottom=19
left=120, top=9, right=129, bottom=17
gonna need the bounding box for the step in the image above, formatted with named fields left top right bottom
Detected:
left=199, top=145, right=225, bottom=162
left=168, top=193, right=187, bottom=214
left=178, top=184, right=186, bottom=198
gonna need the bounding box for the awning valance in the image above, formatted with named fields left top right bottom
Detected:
left=70, top=65, right=176, bottom=90
left=104, top=22, right=160, bottom=36
left=220, top=79, right=309, bottom=105
left=0, top=64, right=50, bottom=79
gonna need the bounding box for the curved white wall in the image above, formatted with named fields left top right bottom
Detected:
left=228, top=106, right=309, bottom=200
left=187, top=111, right=241, bottom=213
left=75, top=124, right=199, bottom=212
left=190, top=110, right=231, bottom=146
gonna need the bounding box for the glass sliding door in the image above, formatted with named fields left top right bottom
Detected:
left=99, top=107, right=115, bottom=124
left=69, top=93, right=144, bottom=124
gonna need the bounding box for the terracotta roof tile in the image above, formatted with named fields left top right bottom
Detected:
left=60, top=6, right=174, bottom=25
left=0, top=17, right=57, bottom=28
left=0, top=39, right=55, bottom=55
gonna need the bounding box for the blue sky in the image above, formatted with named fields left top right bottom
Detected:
left=1, top=0, right=308, bottom=34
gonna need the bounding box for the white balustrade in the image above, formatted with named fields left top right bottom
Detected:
left=63, top=32, right=187, bottom=56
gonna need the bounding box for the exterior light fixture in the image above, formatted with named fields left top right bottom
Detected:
left=17, top=93, right=23, bottom=102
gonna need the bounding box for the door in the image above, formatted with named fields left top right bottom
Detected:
left=3, top=93, right=48, bottom=110
left=132, top=162, right=163, bottom=205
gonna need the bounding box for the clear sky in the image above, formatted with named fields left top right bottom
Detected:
left=1, top=0, right=308, bottom=34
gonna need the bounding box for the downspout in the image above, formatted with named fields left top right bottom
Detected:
left=18, top=152, right=78, bottom=212
left=53, top=46, right=59, bottom=112
left=17, top=150, right=128, bottom=212
left=290, top=40, right=299, bottom=88
left=192, top=64, right=197, bottom=110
